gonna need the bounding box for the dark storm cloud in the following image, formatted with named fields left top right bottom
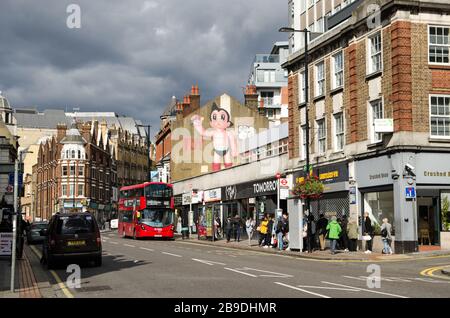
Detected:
left=0, top=0, right=286, bottom=134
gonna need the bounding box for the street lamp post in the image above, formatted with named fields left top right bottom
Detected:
left=10, top=149, right=33, bottom=292
left=279, top=27, right=322, bottom=218
left=137, top=124, right=152, bottom=181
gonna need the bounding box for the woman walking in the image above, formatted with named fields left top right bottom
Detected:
left=246, top=217, right=255, bottom=246
left=258, top=215, right=269, bottom=247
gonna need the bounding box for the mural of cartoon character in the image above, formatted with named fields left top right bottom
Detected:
left=191, top=102, right=238, bottom=172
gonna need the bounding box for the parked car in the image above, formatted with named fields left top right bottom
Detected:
left=27, top=222, right=48, bottom=244
left=110, top=219, right=118, bottom=230
left=41, top=212, right=102, bottom=269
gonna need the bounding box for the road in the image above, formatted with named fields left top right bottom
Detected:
left=29, top=232, right=450, bottom=298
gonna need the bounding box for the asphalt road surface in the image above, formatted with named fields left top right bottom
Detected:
left=29, top=232, right=450, bottom=298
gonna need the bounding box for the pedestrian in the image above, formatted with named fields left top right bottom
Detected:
left=233, top=214, right=242, bottom=242
left=214, top=214, right=222, bottom=239
left=245, top=217, right=255, bottom=246
left=258, top=215, right=269, bottom=247
left=326, top=216, right=342, bottom=255
left=265, top=215, right=274, bottom=248
left=306, top=214, right=316, bottom=253
left=380, top=218, right=393, bottom=254
left=225, top=216, right=233, bottom=243
left=316, top=214, right=328, bottom=251
left=346, top=219, right=358, bottom=252
left=302, top=217, right=308, bottom=252
left=363, top=212, right=374, bottom=254
left=340, top=215, right=349, bottom=252
left=276, top=213, right=289, bottom=251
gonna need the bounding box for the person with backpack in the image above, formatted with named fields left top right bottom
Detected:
left=326, top=216, right=342, bottom=255
left=380, top=218, right=393, bottom=254
left=316, top=214, right=328, bottom=251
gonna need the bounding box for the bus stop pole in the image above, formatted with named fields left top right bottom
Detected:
left=10, top=158, right=18, bottom=292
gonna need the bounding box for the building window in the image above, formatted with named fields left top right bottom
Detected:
left=316, top=17, right=324, bottom=33
left=317, top=119, right=326, bottom=154
left=334, top=113, right=345, bottom=151
left=70, top=165, right=75, bottom=176
left=71, top=150, right=76, bottom=159
left=78, top=150, right=81, bottom=159
left=368, top=32, right=382, bottom=74
left=430, top=95, right=450, bottom=137
left=78, top=184, right=84, bottom=197
left=299, top=71, right=306, bottom=104
left=261, top=91, right=274, bottom=107
left=315, top=62, right=325, bottom=97
left=62, top=166, right=68, bottom=176
left=78, top=166, right=84, bottom=176
left=301, top=126, right=307, bottom=160
left=370, top=99, right=383, bottom=142
left=429, top=26, right=450, bottom=64
left=69, top=184, right=75, bottom=197
left=334, top=4, right=341, bottom=13
left=62, top=185, right=67, bottom=197
left=333, top=51, right=344, bottom=89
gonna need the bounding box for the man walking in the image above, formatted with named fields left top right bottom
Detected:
left=381, top=218, right=393, bottom=254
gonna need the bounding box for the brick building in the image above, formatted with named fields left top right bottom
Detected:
left=34, top=122, right=116, bottom=223
left=283, top=0, right=450, bottom=253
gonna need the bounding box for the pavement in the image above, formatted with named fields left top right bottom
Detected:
left=175, top=233, right=450, bottom=262
left=2, top=231, right=450, bottom=298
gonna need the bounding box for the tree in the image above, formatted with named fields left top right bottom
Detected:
left=442, top=196, right=450, bottom=231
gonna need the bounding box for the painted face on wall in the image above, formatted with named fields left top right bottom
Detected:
left=210, top=103, right=233, bottom=130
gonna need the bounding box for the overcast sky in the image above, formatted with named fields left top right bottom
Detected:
left=0, top=0, right=287, bottom=136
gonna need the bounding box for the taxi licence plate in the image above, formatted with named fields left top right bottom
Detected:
left=67, top=240, right=86, bottom=247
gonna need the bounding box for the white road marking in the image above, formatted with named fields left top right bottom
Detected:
left=109, top=241, right=119, bottom=245
left=124, top=244, right=135, bottom=248
left=344, top=275, right=413, bottom=283
left=297, top=285, right=359, bottom=292
left=343, top=275, right=368, bottom=281
left=140, top=247, right=154, bottom=252
left=224, top=268, right=258, bottom=278
left=192, top=258, right=226, bottom=266
left=240, top=267, right=293, bottom=278
left=321, top=281, right=408, bottom=298
left=162, top=252, right=182, bottom=258
left=274, top=282, right=331, bottom=298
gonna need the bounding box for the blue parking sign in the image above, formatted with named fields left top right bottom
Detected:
left=405, top=187, right=416, bottom=199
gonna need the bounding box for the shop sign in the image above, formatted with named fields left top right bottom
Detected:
left=0, top=232, right=13, bottom=256
left=63, top=202, right=83, bottom=208
left=204, top=188, right=221, bottom=203
left=355, top=156, right=393, bottom=188
left=174, top=195, right=183, bottom=207
left=221, top=177, right=279, bottom=201
left=416, top=153, right=450, bottom=184
left=294, top=162, right=348, bottom=185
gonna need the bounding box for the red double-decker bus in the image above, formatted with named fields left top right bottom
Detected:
left=118, top=182, right=175, bottom=239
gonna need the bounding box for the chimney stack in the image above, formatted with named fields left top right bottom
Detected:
left=56, top=124, right=67, bottom=142
left=182, top=95, right=191, bottom=117
left=244, top=85, right=259, bottom=111
left=189, top=84, right=201, bottom=114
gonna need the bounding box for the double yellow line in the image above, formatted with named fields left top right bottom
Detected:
left=420, top=265, right=450, bottom=281
left=29, top=245, right=75, bottom=298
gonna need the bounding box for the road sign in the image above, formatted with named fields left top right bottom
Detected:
left=8, top=173, right=23, bottom=186
left=5, top=185, right=13, bottom=193
left=280, top=178, right=288, bottom=187
left=405, top=187, right=416, bottom=199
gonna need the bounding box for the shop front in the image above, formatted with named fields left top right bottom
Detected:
left=293, top=162, right=350, bottom=221
left=220, top=177, right=284, bottom=226
left=355, top=151, right=450, bottom=253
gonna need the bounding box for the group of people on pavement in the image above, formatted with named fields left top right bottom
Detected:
left=256, top=213, right=289, bottom=250
left=223, top=214, right=244, bottom=242
left=303, top=212, right=393, bottom=255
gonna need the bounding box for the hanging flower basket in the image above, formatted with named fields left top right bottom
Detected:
left=293, top=175, right=324, bottom=200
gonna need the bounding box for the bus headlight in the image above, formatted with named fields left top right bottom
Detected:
left=141, top=225, right=146, bottom=230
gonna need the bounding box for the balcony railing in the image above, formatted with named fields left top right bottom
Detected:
left=254, top=54, right=280, bottom=64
